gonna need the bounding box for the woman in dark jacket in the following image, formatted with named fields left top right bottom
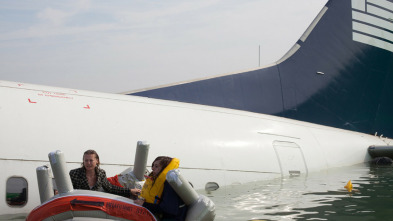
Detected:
left=69, top=149, right=140, bottom=198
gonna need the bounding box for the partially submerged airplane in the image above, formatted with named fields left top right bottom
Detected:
left=128, top=0, right=393, bottom=139
left=1, top=0, right=393, bottom=219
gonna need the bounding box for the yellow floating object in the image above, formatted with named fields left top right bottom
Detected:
left=344, top=180, right=353, bottom=192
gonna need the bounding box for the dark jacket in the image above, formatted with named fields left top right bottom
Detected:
left=69, top=167, right=132, bottom=198
left=143, top=181, right=188, bottom=221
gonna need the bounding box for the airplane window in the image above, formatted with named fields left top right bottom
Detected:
left=6, top=177, right=28, bottom=207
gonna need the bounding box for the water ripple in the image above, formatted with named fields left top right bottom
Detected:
left=207, top=163, right=393, bottom=220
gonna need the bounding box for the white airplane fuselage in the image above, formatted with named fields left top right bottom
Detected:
left=0, top=80, right=389, bottom=217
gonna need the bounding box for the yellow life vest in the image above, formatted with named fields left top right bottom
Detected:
left=140, top=158, right=179, bottom=204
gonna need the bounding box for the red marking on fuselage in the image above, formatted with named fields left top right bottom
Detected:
left=28, top=99, right=37, bottom=103
left=84, top=105, right=90, bottom=109
left=18, top=84, right=23, bottom=86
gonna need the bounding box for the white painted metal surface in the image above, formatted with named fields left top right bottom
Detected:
left=0, top=80, right=390, bottom=217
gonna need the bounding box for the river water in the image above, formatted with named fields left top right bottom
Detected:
left=208, top=163, right=393, bottom=221
left=14, top=163, right=392, bottom=220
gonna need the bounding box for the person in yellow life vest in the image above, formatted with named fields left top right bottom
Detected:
left=135, top=156, right=187, bottom=220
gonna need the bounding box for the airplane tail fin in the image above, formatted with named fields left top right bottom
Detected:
left=128, top=0, right=393, bottom=137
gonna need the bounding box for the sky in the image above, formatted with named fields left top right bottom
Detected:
left=0, top=0, right=328, bottom=93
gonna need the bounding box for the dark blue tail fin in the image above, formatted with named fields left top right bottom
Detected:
left=129, top=0, right=393, bottom=137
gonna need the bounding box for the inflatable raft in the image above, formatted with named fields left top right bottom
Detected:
left=28, top=142, right=215, bottom=220
left=27, top=190, right=156, bottom=221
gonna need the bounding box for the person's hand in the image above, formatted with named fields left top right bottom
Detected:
left=130, top=188, right=141, bottom=195
left=134, top=199, right=144, bottom=206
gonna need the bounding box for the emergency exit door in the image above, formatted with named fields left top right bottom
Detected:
left=273, top=141, right=308, bottom=177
